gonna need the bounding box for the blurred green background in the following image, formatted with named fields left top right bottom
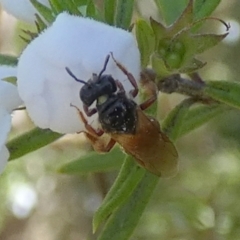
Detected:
left=1, top=0, right=240, bottom=239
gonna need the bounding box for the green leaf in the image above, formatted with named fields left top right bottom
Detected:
left=93, top=158, right=145, bottom=232
left=104, top=0, right=116, bottom=25
left=184, top=32, right=228, bottom=57
left=86, top=0, right=96, bottom=18
left=150, top=17, right=166, bottom=43
left=64, top=0, right=83, bottom=15
left=35, top=14, right=48, bottom=32
left=178, top=104, right=229, bottom=137
left=2, top=76, right=17, bottom=85
left=204, top=81, right=240, bottom=109
left=154, top=0, right=189, bottom=25
left=97, top=170, right=158, bottom=240
left=0, top=54, right=18, bottom=66
left=179, top=57, right=206, bottom=73
left=58, top=147, right=124, bottom=174
left=135, top=19, right=155, bottom=67
left=49, top=0, right=83, bottom=16
left=48, top=0, right=64, bottom=15
left=169, top=0, right=194, bottom=34
left=30, top=0, right=55, bottom=23
left=194, top=0, right=221, bottom=20
left=115, top=0, right=134, bottom=30
left=93, top=156, right=136, bottom=231
left=162, top=98, right=195, bottom=141
left=7, top=128, right=62, bottom=160
left=151, top=53, right=170, bottom=77
left=74, top=0, right=88, bottom=5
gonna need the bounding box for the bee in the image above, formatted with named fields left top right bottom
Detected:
left=66, top=53, right=178, bottom=177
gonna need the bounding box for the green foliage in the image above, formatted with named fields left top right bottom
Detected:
left=30, top=0, right=55, bottom=23
left=98, top=171, right=159, bottom=240
left=58, top=147, right=124, bottom=174
left=154, top=0, right=189, bottom=25
left=148, top=0, right=229, bottom=76
left=204, top=81, right=240, bottom=109
left=93, top=158, right=145, bottom=232
left=86, top=0, right=96, bottom=18
left=154, top=0, right=221, bottom=25
left=7, top=128, right=62, bottom=160
left=115, top=0, right=134, bottom=29
left=135, top=19, right=155, bottom=67
left=0, top=54, right=18, bottom=66
left=178, top=104, right=229, bottom=138
left=194, top=0, right=221, bottom=20
left=104, top=0, right=117, bottom=25
left=162, top=98, right=196, bottom=141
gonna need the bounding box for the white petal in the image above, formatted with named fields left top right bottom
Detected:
left=0, top=65, right=17, bottom=78
left=0, top=81, right=22, bottom=112
left=0, top=145, right=9, bottom=174
left=0, top=105, right=16, bottom=175
left=0, top=66, right=22, bottom=111
left=0, top=0, right=50, bottom=23
left=0, top=108, right=11, bottom=147
left=17, top=13, right=141, bottom=134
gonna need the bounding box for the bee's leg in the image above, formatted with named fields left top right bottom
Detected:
left=85, top=132, right=116, bottom=153
left=110, top=52, right=138, bottom=98
left=115, top=80, right=125, bottom=93
left=139, top=95, right=157, bottom=110
left=71, top=103, right=104, bottom=136
left=104, top=138, right=116, bottom=152
left=139, top=70, right=158, bottom=110
left=115, top=72, right=157, bottom=111
left=83, top=104, right=97, bottom=117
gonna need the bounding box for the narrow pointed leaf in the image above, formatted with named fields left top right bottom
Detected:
left=7, top=128, right=62, bottom=160
left=204, top=81, right=240, bottom=109
left=2, top=76, right=17, bottom=85
left=162, top=98, right=195, bottom=141
left=180, top=57, right=206, bottom=73
left=0, top=55, right=18, bottom=66
left=151, top=53, right=170, bottom=77
left=86, top=0, right=96, bottom=18
left=97, top=171, right=158, bottom=240
left=97, top=156, right=136, bottom=205
left=74, top=0, right=88, bottom=5
left=178, top=104, right=229, bottom=137
left=150, top=17, right=167, bottom=41
left=30, top=0, right=55, bottom=23
left=35, top=14, right=48, bottom=32
left=64, top=0, right=82, bottom=15
left=115, top=0, right=134, bottom=29
left=58, top=147, right=124, bottom=174
left=48, top=0, right=64, bottom=15
left=92, top=156, right=135, bottom=230
left=170, top=0, right=194, bottom=33
left=135, top=19, right=155, bottom=67
left=93, top=161, right=145, bottom=232
left=189, top=33, right=228, bottom=55
left=154, top=0, right=189, bottom=25
left=194, top=0, right=221, bottom=20
left=104, top=0, right=116, bottom=25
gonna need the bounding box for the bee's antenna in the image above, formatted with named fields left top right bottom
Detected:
left=98, top=54, right=110, bottom=78
left=65, top=67, right=88, bottom=85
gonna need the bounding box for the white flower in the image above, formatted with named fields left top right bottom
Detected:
left=17, top=12, right=141, bottom=134
left=0, top=66, right=22, bottom=173
left=0, top=0, right=50, bottom=23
